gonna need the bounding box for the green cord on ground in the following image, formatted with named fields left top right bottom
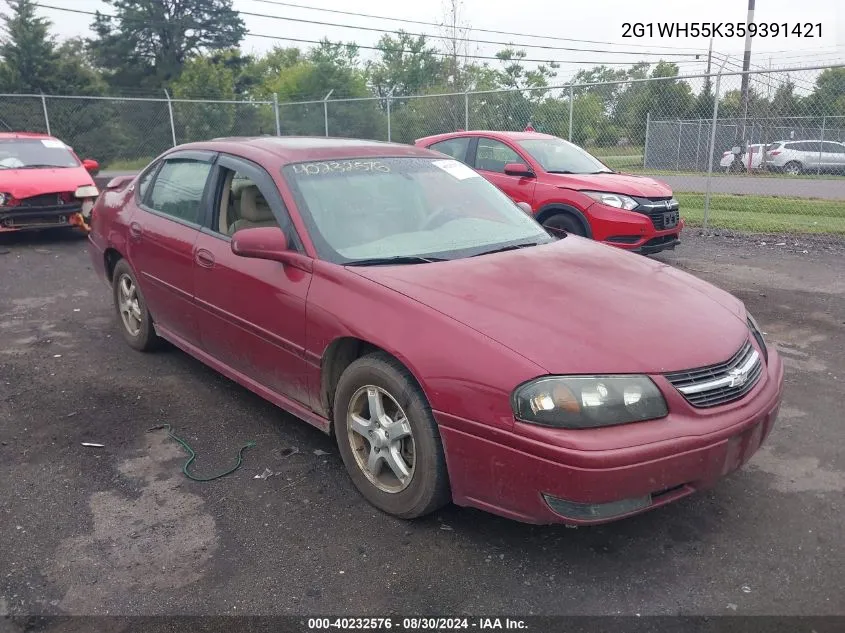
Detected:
left=147, top=424, right=256, bottom=482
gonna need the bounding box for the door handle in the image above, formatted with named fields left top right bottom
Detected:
left=195, top=249, right=215, bottom=268
left=128, top=222, right=143, bottom=240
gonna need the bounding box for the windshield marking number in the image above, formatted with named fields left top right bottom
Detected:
left=293, top=160, right=391, bottom=176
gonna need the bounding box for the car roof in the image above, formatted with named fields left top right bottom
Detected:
left=0, top=131, right=56, bottom=140
left=415, top=130, right=559, bottom=145
left=173, top=136, right=438, bottom=163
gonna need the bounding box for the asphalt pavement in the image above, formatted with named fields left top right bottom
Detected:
left=658, top=174, right=845, bottom=200
left=0, top=230, right=843, bottom=619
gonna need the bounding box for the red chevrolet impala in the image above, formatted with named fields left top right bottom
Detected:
left=88, top=137, right=783, bottom=525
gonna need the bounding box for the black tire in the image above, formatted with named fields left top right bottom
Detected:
left=333, top=352, right=450, bottom=519
left=543, top=212, right=586, bottom=238
left=111, top=259, right=161, bottom=352
left=783, top=161, right=803, bottom=176
left=728, top=160, right=746, bottom=173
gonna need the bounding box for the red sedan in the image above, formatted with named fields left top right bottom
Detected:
left=88, top=137, right=783, bottom=525
left=415, top=130, right=684, bottom=255
left=0, top=132, right=100, bottom=233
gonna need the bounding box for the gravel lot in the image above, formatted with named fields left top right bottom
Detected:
left=0, top=230, right=843, bottom=624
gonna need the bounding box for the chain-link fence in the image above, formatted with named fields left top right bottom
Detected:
left=2, top=63, right=844, bottom=246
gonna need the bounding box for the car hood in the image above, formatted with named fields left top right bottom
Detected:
left=0, top=166, right=95, bottom=198
left=549, top=172, right=673, bottom=198
left=349, top=238, right=748, bottom=375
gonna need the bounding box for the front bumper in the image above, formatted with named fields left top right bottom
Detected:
left=0, top=203, right=85, bottom=232
left=436, top=347, right=784, bottom=525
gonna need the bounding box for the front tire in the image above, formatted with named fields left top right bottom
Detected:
left=543, top=212, right=586, bottom=239
left=112, top=259, right=161, bottom=352
left=333, top=353, right=450, bottom=519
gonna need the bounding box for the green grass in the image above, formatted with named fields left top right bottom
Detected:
left=676, top=192, right=845, bottom=234
left=588, top=145, right=644, bottom=157
left=621, top=166, right=845, bottom=180
left=101, top=157, right=154, bottom=171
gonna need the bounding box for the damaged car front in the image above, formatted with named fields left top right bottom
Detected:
left=0, top=133, right=99, bottom=233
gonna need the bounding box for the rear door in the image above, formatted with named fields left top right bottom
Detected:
left=127, top=150, right=214, bottom=347
left=427, top=137, right=473, bottom=164
left=193, top=154, right=313, bottom=405
left=469, top=137, right=536, bottom=206
left=820, top=142, right=845, bottom=170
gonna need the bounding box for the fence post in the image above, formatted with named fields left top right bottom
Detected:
left=676, top=121, right=682, bottom=170
left=164, top=89, right=176, bottom=147
left=704, top=57, right=729, bottom=231
left=40, top=93, right=50, bottom=135
left=818, top=115, right=825, bottom=175
left=643, top=112, right=651, bottom=169
left=464, top=91, right=469, bottom=130
left=386, top=88, right=395, bottom=142
left=272, top=93, right=281, bottom=136
left=568, top=82, right=574, bottom=141
left=323, top=89, right=334, bottom=137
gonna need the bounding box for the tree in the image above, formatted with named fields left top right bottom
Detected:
left=0, top=0, right=58, bottom=92
left=368, top=32, right=444, bottom=99
left=808, top=67, right=845, bottom=116
left=89, top=0, right=246, bottom=89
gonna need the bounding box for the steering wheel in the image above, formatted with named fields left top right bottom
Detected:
left=422, top=206, right=461, bottom=230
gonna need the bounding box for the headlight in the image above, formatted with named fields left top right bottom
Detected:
left=0, top=192, right=9, bottom=206
left=747, top=314, right=768, bottom=362
left=74, top=185, right=99, bottom=199
left=512, top=375, right=668, bottom=429
left=583, top=191, right=638, bottom=211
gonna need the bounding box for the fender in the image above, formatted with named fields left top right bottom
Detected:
left=534, top=203, right=593, bottom=239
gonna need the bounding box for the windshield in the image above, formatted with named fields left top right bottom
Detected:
left=0, top=138, right=79, bottom=169
left=518, top=137, right=612, bottom=174
left=283, top=157, right=553, bottom=264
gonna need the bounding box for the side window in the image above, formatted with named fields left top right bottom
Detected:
left=429, top=138, right=471, bottom=163
left=147, top=159, right=212, bottom=224
left=475, top=138, right=522, bottom=174
left=822, top=142, right=843, bottom=153
left=136, top=161, right=159, bottom=201
left=800, top=141, right=821, bottom=152
left=212, top=159, right=302, bottom=251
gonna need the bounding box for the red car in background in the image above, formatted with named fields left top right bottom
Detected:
left=88, top=137, right=782, bottom=526
left=0, top=132, right=100, bottom=233
left=415, top=130, right=684, bottom=255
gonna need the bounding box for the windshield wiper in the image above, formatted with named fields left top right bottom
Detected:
left=345, top=255, right=447, bottom=266
left=471, top=242, right=542, bottom=257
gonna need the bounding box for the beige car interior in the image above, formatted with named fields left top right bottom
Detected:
left=218, top=172, right=278, bottom=236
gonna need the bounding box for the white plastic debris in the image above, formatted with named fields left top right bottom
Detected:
left=313, top=449, right=329, bottom=456
left=775, top=242, right=786, bottom=246
left=254, top=467, right=274, bottom=480
left=741, top=585, right=752, bottom=593
left=81, top=442, right=104, bottom=448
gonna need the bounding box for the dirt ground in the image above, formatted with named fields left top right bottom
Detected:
left=0, top=230, right=843, bottom=626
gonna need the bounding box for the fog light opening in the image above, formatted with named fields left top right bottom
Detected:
left=544, top=493, right=652, bottom=521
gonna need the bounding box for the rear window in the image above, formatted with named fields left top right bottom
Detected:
left=0, top=138, right=79, bottom=169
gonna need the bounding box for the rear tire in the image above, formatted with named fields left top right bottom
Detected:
left=333, top=352, right=450, bottom=519
left=112, top=259, right=161, bottom=352
left=784, top=161, right=802, bottom=176
left=542, top=212, right=586, bottom=239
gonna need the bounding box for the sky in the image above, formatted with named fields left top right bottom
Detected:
left=25, top=0, right=845, bottom=85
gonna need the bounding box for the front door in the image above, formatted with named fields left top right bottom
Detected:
left=193, top=154, right=313, bottom=405
left=471, top=137, right=536, bottom=206
left=126, top=151, right=215, bottom=347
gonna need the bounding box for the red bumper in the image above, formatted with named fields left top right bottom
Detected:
left=586, top=202, right=684, bottom=254
left=436, top=349, right=784, bottom=525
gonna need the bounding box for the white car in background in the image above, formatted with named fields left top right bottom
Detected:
left=764, top=140, right=845, bottom=175
left=720, top=144, right=765, bottom=172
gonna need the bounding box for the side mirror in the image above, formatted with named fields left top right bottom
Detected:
left=504, top=162, right=534, bottom=177
left=231, top=226, right=290, bottom=262
left=82, top=159, right=100, bottom=173
left=515, top=201, right=533, bottom=215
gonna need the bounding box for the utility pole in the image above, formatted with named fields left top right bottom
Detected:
left=739, top=0, right=755, bottom=146
left=704, top=36, right=714, bottom=96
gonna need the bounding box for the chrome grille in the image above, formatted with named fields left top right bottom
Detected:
left=665, top=341, right=762, bottom=408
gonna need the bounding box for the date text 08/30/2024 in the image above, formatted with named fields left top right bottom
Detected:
left=307, top=618, right=528, bottom=630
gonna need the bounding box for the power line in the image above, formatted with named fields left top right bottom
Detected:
left=235, top=6, right=701, bottom=58
left=244, top=0, right=707, bottom=54
left=34, top=3, right=703, bottom=66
